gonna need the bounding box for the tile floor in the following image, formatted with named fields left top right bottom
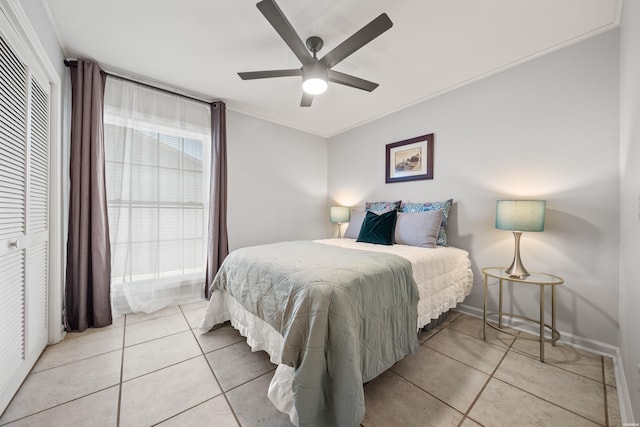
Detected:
left=0, top=303, right=621, bottom=427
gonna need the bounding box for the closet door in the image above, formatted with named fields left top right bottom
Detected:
left=26, top=64, right=50, bottom=357
left=0, top=20, right=50, bottom=413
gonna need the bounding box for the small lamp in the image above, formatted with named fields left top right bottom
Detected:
left=330, top=206, right=350, bottom=238
left=495, top=200, right=546, bottom=278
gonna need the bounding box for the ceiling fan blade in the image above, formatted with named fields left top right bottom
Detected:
left=320, top=13, right=393, bottom=68
left=257, top=0, right=313, bottom=65
left=238, top=69, right=302, bottom=80
left=328, top=70, right=379, bottom=92
left=300, top=92, right=313, bottom=107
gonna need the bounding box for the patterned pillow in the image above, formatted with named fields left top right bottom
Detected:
left=365, top=200, right=402, bottom=213
left=400, top=199, right=453, bottom=246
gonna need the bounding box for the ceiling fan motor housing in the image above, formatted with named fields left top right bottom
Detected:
left=302, top=61, right=328, bottom=81
left=305, top=36, right=324, bottom=57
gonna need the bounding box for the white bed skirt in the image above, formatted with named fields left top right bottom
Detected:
left=200, top=291, right=299, bottom=425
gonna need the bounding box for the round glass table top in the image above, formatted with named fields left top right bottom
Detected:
left=482, top=267, right=564, bottom=285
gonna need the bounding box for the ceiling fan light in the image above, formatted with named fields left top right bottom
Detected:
left=303, top=78, right=328, bottom=95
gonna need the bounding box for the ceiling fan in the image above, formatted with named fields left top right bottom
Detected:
left=238, top=0, right=393, bottom=107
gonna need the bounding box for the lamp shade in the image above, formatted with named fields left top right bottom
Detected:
left=330, top=206, right=350, bottom=224
left=495, top=200, right=546, bottom=232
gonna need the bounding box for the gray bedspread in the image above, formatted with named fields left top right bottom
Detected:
left=209, top=241, right=419, bottom=427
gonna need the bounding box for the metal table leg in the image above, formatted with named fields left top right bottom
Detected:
left=552, top=284, right=557, bottom=346
left=498, top=278, right=503, bottom=328
left=540, top=284, right=545, bottom=362
left=483, top=273, right=488, bottom=340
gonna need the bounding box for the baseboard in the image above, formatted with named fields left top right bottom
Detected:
left=455, top=303, right=617, bottom=356
left=455, top=303, right=635, bottom=423
left=613, top=350, right=637, bottom=424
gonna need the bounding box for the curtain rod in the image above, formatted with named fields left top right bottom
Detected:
left=64, top=59, right=214, bottom=106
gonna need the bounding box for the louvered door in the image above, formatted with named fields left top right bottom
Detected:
left=26, top=73, right=50, bottom=357
left=0, top=21, right=50, bottom=413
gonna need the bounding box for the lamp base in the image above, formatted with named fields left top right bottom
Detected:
left=505, top=231, right=530, bottom=278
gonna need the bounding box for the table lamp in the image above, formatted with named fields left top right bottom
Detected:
left=495, top=200, right=546, bottom=278
left=330, top=206, right=350, bottom=238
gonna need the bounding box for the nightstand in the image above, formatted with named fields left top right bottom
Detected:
left=482, top=267, right=564, bottom=362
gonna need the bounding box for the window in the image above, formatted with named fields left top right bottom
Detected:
left=104, top=78, right=210, bottom=315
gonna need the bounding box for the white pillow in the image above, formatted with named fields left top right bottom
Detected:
left=394, top=210, right=443, bottom=248
left=343, top=210, right=366, bottom=239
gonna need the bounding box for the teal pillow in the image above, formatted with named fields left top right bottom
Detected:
left=400, top=199, right=453, bottom=246
left=356, top=210, right=398, bottom=245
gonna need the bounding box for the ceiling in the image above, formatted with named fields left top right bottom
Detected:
left=44, top=0, right=620, bottom=137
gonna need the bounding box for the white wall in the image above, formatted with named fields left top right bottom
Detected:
left=619, top=0, right=640, bottom=420
left=19, top=1, right=65, bottom=79
left=328, top=30, right=620, bottom=347
left=226, top=110, right=328, bottom=251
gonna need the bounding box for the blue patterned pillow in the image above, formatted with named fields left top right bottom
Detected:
left=400, top=199, right=453, bottom=246
left=365, top=200, right=402, bottom=213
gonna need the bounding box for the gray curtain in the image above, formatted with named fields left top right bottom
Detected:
left=65, top=59, right=112, bottom=331
left=204, top=101, right=229, bottom=298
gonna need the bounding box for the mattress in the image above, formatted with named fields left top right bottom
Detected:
left=200, top=238, right=473, bottom=425
left=315, top=239, right=473, bottom=328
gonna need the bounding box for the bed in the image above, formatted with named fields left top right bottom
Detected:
left=200, top=237, right=473, bottom=426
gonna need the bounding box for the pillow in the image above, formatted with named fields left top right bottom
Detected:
left=365, top=200, right=402, bottom=213
left=356, top=210, right=398, bottom=245
left=394, top=210, right=443, bottom=248
left=400, top=199, right=453, bottom=246
left=344, top=202, right=401, bottom=239
left=343, top=210, right=366, bottom=239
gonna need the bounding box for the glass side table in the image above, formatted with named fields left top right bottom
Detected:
left=482, top=267, right=564, bottom=362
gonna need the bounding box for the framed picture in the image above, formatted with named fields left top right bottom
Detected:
left=385, top=133, right=434, bottom=183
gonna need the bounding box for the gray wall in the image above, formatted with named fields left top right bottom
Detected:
left=328, top=30, right=620, bottom=347
left=226, top=110, right=328, bottom=251
left=619, top=0, right=640, bottom=419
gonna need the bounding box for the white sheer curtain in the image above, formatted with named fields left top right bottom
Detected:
left=103, top=77, right=211, bottom=315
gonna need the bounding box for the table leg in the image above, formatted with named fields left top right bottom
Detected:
left=498, top=279, right=503, bottom=329
left=552, top=284, right=557, bottom=346
left=540, top=284, right=545, bottom=362
left=483, top=273, right=488, bottom=340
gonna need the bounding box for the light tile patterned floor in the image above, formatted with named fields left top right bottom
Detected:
left=0, top=304, right=621, bottom=427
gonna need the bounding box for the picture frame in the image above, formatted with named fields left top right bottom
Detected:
left=385, top=133, right=434, bottom=183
